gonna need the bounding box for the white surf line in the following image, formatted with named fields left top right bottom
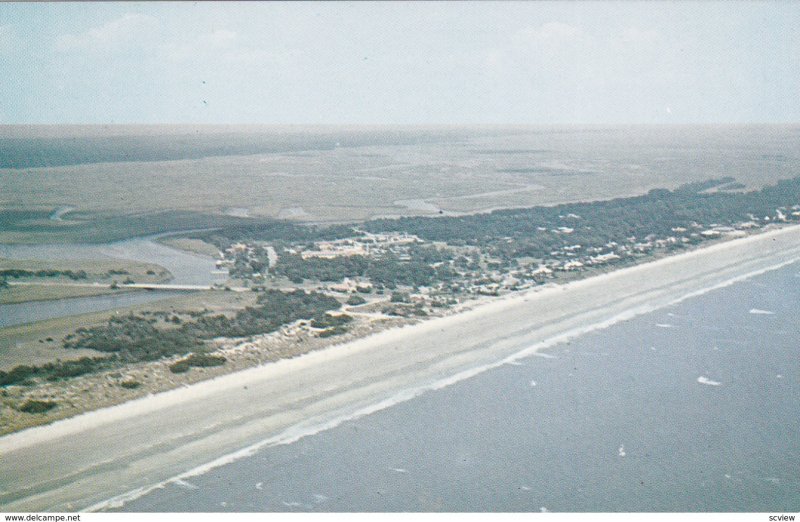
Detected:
left=4, top=224, right=793, bottom=510
left=172, top=479, right=199, bottom=490
left=87, top=250, right=800, bottom=512
left=91, top=239, right=800, bottom=510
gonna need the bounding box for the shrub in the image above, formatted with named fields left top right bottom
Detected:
left=318, top=326, right=347, bottom=338
left=169, top=361, right=190, bottom=374
left=18, top=399, right=57, bottom=414
left=0, top=365, right=38, bottom=386
left=120, top=380, right=141, bottom=389
left=390, top=291, right=410, bottom=303
left=169, top=353, right=226, bottom=374
left=184, top=353, right=226, bottom=367
left=346, top=295, right=367, bottom=306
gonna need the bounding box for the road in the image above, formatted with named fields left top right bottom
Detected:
left=2, top=226, right=800, bottom=511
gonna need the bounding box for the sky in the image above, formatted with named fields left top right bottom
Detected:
left=0, top=1, right=798, bottom=125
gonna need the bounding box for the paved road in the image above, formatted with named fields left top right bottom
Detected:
left=3, top=226, right=800, bottom=511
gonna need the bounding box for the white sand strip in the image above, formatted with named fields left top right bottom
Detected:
left=3, top=224, right=800, bottom=511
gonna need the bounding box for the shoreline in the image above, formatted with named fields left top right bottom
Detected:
left=3, top=223, right=800, bottom=511
left=2, top=225, right=798, bottom=433
left=3, top=223, right=800, bottom=440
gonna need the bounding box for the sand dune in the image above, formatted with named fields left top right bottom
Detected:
left=3, top=225, right=800, bottom=511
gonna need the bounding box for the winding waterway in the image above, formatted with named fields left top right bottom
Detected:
left=0, top=235, right=223, bottom=328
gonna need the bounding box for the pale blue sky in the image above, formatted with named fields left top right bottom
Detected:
left=0, top=1, right=798, bottom=124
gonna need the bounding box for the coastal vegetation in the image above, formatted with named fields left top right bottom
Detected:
left=169, top=353, right=227, bottom=374
left=0, top=268, right=88, bottom=280
left=0, top=289, right=343, bottom=387
left=16, top=399, right=58, bottom=414
left=269, top=249, right=455, bottom=289
left=0, top=356, right=112, bottom=387
left=0, top=258, right=171, bottom=304
left=5, top=175, right=800, bottom=427
left=195, top=177, right=800, bottom=304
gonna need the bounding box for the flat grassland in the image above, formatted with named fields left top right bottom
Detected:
left=0, top=257, right=170, bottom=304
left=156, top=237, right=221, bottom=257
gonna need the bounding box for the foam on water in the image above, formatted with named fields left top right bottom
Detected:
left=749, top=308, right=775, bottom=315
left=655, top=323, right=676, bottom=328
left=173, top=479, right=199, bottom=491
left=618, top=445, right=626, bottom=457
left=697, top=376, right=722, bottom=386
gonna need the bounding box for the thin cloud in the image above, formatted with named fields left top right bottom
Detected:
left=54, top=13, right=158, bottom=53
left=165, top=28, right=290, bottom=69
left=512, top=22, right=589, bottom=49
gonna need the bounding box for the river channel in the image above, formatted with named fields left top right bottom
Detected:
left=0, top=235, right=225, bottom=328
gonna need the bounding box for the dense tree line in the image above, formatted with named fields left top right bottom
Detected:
left=0, top=269, right=88, bottom=280
left=194, top=222, right=361, bottom=250
left=207, top=177, right=800, bottom=283
left=361, top=177, right=800, bottom=260
left=185, top=289, right=342, bottom=339
left=272, top=246, right=455, bottom=289
left=2, top=290, right=343, bottom=387
left=198, top=177, right=800, bottom=295
left=63, top=289, right=342, bottom=361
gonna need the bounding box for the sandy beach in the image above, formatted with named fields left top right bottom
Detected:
left=3, top=224, right=800, bottom=511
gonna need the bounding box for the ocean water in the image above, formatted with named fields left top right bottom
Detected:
left=119, top=261, right=800, bottom=512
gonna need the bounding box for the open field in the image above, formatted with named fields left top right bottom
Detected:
left=0, top=257, right=170, bottom=303
left=1, top=125, right=798, bottom=243
left=0, top=284, right=124, bottom=305
left=157, top=237, right=221, bottom=258
left=2, top=224, right=800, bottom=511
